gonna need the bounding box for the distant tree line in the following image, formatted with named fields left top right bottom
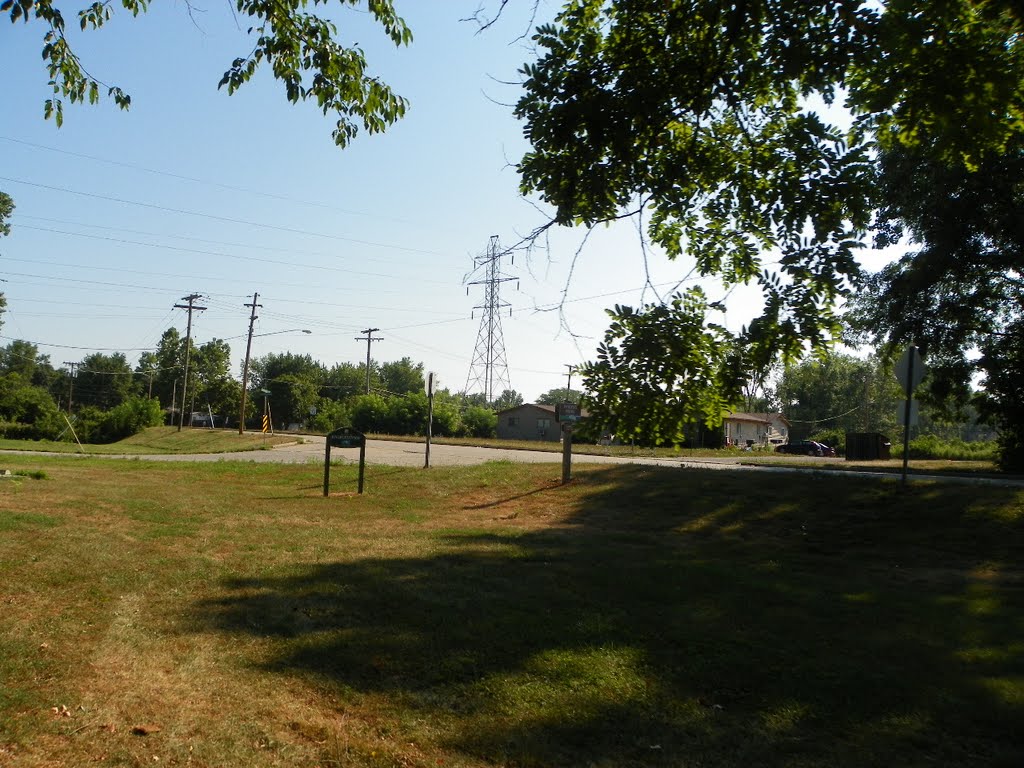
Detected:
left=0, top=318, right=561, bottom=442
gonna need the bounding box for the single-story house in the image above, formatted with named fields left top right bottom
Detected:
left=723, top=412, right=790, bottom=447
left=496, top=403, right=587, bottom=442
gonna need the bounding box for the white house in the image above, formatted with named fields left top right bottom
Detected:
left=723, top=412, right=790, bottom=447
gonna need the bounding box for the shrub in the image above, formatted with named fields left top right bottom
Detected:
left=74, top=398, right=163, bottom=444
left=308, top=399, right=352, bottom=433
left=350, top=394, right=389, bottom=434
left=889, top=434, right=998, bottom=461
left=459, top=405, right=497, bottom=438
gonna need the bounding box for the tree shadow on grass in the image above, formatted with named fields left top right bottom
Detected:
left=193, top=466, right=1024, bottom=767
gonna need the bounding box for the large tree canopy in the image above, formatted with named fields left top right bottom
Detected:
left=6, top=0, right=412, bottom=145
left=580, top=288, right=742, bottom=444
left=515, top=1, right=1024, bottom=366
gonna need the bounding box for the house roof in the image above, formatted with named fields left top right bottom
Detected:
left=724, top=411, right=790, bottom=426
left=723, top=412, right=771, bottom=424
left=496, top=403, right=589, bottom=418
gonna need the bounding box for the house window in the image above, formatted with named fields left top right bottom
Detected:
left=537, top=418, right=551, bottom=429
left=507, top=416, right=519, bottom=427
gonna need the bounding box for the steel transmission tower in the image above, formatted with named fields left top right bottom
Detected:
left=464, top=235, right=517, bottom=404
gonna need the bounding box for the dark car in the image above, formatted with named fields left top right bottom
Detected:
left=776, top=440, right=835, bottom=457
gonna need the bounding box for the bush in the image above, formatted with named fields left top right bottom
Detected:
left=74, top=398, right=163, bottom=444
left=350, top=394, right=389, bottom=434
left=308, top=399, right=352, bottom=433
left=889, top=434, right=998, bottom=461
left=459, top=405, right=497, bottom=438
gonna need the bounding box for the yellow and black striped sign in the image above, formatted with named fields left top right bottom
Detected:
left=262, top=415, right=269, bottom=433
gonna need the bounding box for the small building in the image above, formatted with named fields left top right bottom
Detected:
left=723, top=412, right=790, bottom=447
left=496, top=403, right=584, bottom=442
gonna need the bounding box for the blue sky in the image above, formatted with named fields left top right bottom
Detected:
left=1, top=1, right=768, bottom=401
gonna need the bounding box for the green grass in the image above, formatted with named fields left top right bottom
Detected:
left=1, top=456, right=1022, bottom=767
left=0, top=426, right=295, bottom=455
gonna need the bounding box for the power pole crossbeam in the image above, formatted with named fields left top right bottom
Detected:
left=174, top=293, right=207, bottom=432
left=356, top=328, right=383, bottom=394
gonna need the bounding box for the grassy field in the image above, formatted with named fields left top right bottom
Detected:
left=0, top=426, right=295, bottom=455
left=1, top=456, right=1022, bottom=767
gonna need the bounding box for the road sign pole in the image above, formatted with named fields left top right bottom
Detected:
left=358, top=440, right=366, bottom=494
left=323, top=439, right=332, bottom=497
left=901, top=351, right=915, bottom=486
left=425, top=372, right=434, bottom=469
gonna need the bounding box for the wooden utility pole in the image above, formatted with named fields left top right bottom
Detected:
left=238, top=292, right=262, bottom=434
left=62, top=361, right=78, bottom=414
left=356, top=327, right=382, bottom=394
left=174, top=293, right=206, bottom=432
left=564, top=364, right=577, bottom=397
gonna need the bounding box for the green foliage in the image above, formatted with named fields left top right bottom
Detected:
left=581, top=288, right=742, bottom=445
left=379, top=357, right=424, bottom=395
left=891, top=434, right=999, bottom=462
left=191, top=338, right=238, bottom=417
left=382, top=391, right=429, bottom=435
left=777, top=353, right=902, bottom=441
left=1, top=339, right=55, bottom=388
left=807, top=428, right=846, bottom=454
left=429, top=395, right=461, bottom=438
left=73, top=396, right=162, bottom=443
left=307, top=398, right=352, bottom=433
left=9, top=0, right=411, bottom=146
left=74, top=352, right=137, bottom=410
left=349, top=393, right=389, bottom=433
left=0, top=373, right=63, bottom=439
left=457, top=404, right=497, bottom=439
left=0, top=191, right=10, bottom=335
left=0, top=190, right=12, bottom=237
left=323, top=361, right=366, bottom=400
left=491, top=389, right=524, bottom=411
left=517, top=0, right=1024, bottom=386
left=536, top=387, right=584, bottom=405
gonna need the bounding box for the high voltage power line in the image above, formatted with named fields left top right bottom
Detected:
left=0, top=135, right=422, bottom=226
left=0, top=175, right=445, bottom=256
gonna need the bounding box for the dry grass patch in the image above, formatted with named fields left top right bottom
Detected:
left=0, top=426, right=294, bottom=456
left=1, top=457, right=1023, bottom=767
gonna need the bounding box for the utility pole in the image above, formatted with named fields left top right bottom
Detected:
left=238, top=292, right=262, bottom=435
left=62, top=361, right=78, bottom=414
left=565, top=364, right=577, bottom=398
left=356, top=327, right=382, bottom=394
left=174, top=293, right=207, bottom=432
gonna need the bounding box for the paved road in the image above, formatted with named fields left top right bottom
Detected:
left=91, top=435, right=693, bottom=468
left=3, top=436, right=1021, bottom=486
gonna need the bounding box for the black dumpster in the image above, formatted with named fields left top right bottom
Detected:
left=845, top=432, right=892, bottom=460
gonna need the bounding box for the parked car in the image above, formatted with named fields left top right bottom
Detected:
left=776, top=440, right=835, bottom=457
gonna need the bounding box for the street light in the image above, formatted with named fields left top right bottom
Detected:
left=239, top=328, right=312, bottom=435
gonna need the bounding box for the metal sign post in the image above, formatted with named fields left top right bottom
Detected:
left=894, top=345, right=927, bottom=486
left=323, top=427, right=367, bottom=496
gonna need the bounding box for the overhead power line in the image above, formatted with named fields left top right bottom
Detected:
left=0, top=175, right=445, bottom=256
left=10, top=225, right=452, bottom=284
left=0, top=135, right=422, bottom=226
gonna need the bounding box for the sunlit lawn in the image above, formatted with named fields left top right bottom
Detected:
left=1, top=456, right=1022, bottom=767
